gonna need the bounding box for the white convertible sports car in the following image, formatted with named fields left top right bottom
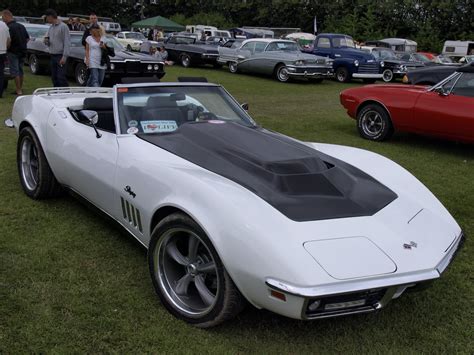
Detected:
left=5, top=82, right=464, bottom=328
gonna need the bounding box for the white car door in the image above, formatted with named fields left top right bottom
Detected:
left=45, top=105, right=120, bottom=216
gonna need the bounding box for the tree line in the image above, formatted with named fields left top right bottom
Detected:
left=2, top=0, right=473, bottom=52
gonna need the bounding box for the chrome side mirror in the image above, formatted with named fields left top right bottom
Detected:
left=241, top=103, right=249, bottom=111
left=4, top=118, right=14, bottom=128
left=79, top=110, right=101, bottom=138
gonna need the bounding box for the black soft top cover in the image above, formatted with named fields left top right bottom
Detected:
left=138, top=122, right=397, bottom=222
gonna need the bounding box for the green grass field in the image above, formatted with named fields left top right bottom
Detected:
left=0, top=67, right=473, bottom=353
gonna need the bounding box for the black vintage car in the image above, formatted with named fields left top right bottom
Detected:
left=361, top=47, right=424, bottom=82
left=402, top=65, right=459, bottom=85
left=25, top=24, right=165, bottom=86
left=164, top=35, right=220, bottom=68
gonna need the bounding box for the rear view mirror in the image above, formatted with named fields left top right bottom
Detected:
left=241, top=103, right=249, bottom=111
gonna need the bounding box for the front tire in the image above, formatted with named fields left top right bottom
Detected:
left=357, top=104, right=394, bottom=141
left=335, top=67, right=350, bottom=83
left=228, top=61, right=238, bottom=73
left=148, top=213, right=245, bottom=328
left=382, top=69, right=394, bottom=82
left=275, top=64, right=290, bottom=82
left=74, top=63, right=88, bottom=86
left=17, top=127, right=62, bottom=199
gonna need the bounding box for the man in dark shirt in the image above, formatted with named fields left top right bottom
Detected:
left=2, top=9, right=29, bottom=95
left=81, top=13, right=99, bottom=47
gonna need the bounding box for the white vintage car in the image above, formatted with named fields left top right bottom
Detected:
left=116, top=31, right=158, bottom=51
left=5, top=83, right=464, bottom=328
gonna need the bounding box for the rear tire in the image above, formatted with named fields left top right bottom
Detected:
left=335, top=67, right=350, bottom=83
left=17, top=127, right=62, bottom=199
left=29, top=54, right=42, bottom=75
left=148, top=213, right=245, bottom=328
left=180, top=54, right=192, bottom=68
left=74, top=63, right=88, bottom=86
left=357, top=104, right=394, bottom=141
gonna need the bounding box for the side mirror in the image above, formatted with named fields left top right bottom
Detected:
left=241, top=103, right=249, bottom=111
left=435, top=87, right=449, bottom=96
left=80, top=110, right=99, bottom=125
left=79, top=110, right=101, bottom=138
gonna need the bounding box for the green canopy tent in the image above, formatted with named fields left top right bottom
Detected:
left=131, top=16, right=185, bottom=32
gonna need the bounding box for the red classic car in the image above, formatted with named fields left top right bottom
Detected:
left=340, top=63, right=474, bottom=143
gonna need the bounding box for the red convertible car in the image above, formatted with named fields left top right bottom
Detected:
left=340, top=63, right=474, bottom=143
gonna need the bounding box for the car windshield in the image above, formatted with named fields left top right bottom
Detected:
left=266, top=41, right=298, bottom=51
left=26, top=26, right=49, bottom=38
left=126, top=32, right=145, bottom=40
left=375, top=49, right=398, bottom=60
left=173, top=36, right=196, bottom=44
left=413, top=53, right=431, bottom=62
left=105, top=36, right=124, bottom=50
left=332, top=36, right=355, bottom=48
left=117, top=86, right=255, bottom=134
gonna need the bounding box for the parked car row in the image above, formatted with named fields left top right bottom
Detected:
left=24, top=24, right=165, bottom=86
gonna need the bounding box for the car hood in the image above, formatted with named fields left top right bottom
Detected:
left=138, top=121, right=397, bottom=222
left=360, top=84, right=430, bottom=91
left=114, top=50, right=162, bottom=61
left=337, top=48, right=376, bottom=61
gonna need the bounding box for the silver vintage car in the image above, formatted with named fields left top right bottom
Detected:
left=218, top=38, right=334, bottom=82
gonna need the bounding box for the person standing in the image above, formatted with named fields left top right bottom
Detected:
left=85, top=24, right=106, bottom=87
left=81, top=13, right=100, bottom=46
left=44, top=9, right=70, bottom=87
left=0, top=15, right=11, bottom=98
left=2, top=9, right=29, bottom=95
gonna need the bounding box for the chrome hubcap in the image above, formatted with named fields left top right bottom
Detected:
left=337, top=71, right=346, bottom=81
left=30, top=57, right=37, bottom=73
left=20, top=137, right=39, bottom=191
left=182, top=56, right=190, bottom=67
left=278, top=67, right=289, bottom=81
left=383, top=69, right=393, bottom=82
left=229, top=62, right=237, bottom=72
left=77, top=67, right=87, bottom=85
left=361, top=111, right=384, bottom=136
left=155, top=228, right=219, bottom=317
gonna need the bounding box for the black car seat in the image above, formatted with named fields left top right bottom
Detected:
left=144, top=95, right=184, bottom=126
left=83, top=97, right=116, bottom=133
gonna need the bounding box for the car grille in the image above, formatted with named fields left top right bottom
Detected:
left=305, top=288, right=387, bottom=318
left=358, top=62, right=379, bottom=74
left=125, top=61, right=142, bottom=74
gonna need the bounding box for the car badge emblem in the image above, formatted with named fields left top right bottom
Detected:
left=403, top=241, right=418, bottom=249
left=124, top=185, right=136, bottom=198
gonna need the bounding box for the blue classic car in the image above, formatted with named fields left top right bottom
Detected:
left=307, top=33, right=383, bottom=83
left=218, top=38, right=333, bottom=83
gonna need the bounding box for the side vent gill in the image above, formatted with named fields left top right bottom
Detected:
left=120, top=197, right=143, bottom=233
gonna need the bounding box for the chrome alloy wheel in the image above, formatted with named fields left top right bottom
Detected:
left=30, top=56, right=39, bottom=74
left=20, top=137, right=39, bottom=191
left=228, top=62, right=238, bottom=73
left=155, top=228, right=219, bottom=317
left=361, top=110, right=384, bottom=137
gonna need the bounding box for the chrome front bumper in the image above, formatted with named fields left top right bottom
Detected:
left=286, top=65, right=334, bottom=78
left=266, top=232, right=464, bottom=320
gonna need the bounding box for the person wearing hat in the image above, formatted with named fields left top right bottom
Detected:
left=85, top=23, right=107, bottom=87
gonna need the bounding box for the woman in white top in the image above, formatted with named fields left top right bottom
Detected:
left=85, top=24, right=106, bottom=87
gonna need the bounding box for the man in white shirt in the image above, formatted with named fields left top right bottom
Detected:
left=0, top=17, right=11, bottom=98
